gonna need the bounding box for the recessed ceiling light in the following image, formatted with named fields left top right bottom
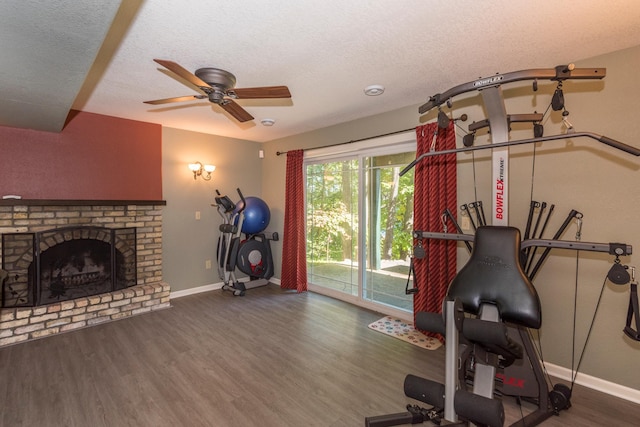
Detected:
left=364, top=85, right=385, bottom=96
left=261, top=118, right=276, bottom=126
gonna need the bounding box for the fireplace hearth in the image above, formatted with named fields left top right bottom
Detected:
left=0, top=200, right=168, bottom=347
left=2, top=226, right=136, bottom=308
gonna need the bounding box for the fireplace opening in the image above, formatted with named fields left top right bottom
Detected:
left=37, top=239, right=124, bottom=303
left=1, top=226, right=136, bottom=308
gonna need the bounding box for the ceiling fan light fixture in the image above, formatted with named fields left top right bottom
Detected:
left=261, top=118, right=276, bottom=126
left=364, top=84, right=385, bottom=96
left=146, top=59, right=291, bottom=123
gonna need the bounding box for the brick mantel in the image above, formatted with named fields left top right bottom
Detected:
left=0, top=201, right=170, bottom=347
left=0, top=199, right=166, bottom=206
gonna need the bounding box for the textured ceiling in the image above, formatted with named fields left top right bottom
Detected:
left=0, top=0, right=121, bottom=132
left=3, top=1, right=640, bottom=142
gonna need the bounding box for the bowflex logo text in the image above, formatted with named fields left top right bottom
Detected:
left=495, top=158, right=505, bottom=220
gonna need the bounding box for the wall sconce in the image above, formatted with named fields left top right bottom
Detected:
left=188, top=161, right=215, bottom=181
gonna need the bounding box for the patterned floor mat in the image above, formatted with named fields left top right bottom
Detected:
left=368, top=316, right=442, bottom=350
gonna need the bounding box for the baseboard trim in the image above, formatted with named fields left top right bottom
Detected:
left=170, top=282, right=223, bottom=299
left=171, top=277, right=282, bottom=299
left=544, top=362, right=640, bottom=404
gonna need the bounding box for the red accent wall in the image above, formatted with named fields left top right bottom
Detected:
left=0, top=111, right=162, bottom=200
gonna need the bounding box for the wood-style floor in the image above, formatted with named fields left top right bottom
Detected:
left=0, top=284, right=638, bottom=426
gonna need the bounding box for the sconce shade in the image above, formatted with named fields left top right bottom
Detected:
left=189, top=161, right=215, bottom=181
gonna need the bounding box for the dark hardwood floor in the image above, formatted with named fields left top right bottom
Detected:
left=0, top=284, right=638, bottom=426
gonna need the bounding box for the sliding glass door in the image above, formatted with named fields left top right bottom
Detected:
left=305, top=136, right=416, bottom=313
left=306, top=159, right=359, bottom=296
left=362, top=152, right=415, bottom=311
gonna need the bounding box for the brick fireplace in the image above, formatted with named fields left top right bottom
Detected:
left=0, top=200, right=169, bottom=347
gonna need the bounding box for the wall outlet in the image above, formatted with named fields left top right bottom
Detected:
left=195, top=211, right=201, bottom=220
left=205, top=259, right=212, bottom=269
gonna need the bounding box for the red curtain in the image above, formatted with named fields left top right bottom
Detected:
left=280, top=149, right=308, bottom=292
left=413, top=121, right=458, bottom=325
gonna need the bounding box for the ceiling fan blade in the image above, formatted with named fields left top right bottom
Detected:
left=153, top=59, right=211, bottom=89
left=144, top=95, right=207, bottom=105
left=230, top=86, right=291, bottom=99
left=219, top=99, right=254, bottom=122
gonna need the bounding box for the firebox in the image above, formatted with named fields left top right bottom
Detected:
left=1, top=226, right=136, bottom=307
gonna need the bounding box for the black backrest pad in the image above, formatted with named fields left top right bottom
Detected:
left=447, top=226, right=542, bottom=329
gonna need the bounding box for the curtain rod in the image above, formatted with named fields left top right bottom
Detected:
left=275, top=127, right=417, bottom=156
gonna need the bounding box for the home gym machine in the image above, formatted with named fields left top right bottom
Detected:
left=214, top=188, right=278, bottom=296
left=366, top=64, right=640, bottom=426
left=366, top=228, right=634, bottom=427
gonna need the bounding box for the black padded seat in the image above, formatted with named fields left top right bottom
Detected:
left=447, top=226, right=542, bottom=329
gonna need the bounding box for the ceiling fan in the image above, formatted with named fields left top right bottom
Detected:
left=144, top=59, right=291, bottom=122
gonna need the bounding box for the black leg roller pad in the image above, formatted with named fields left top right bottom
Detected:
left=364, top=376, right=447, bottom=427
left=415, top=311, right=446, bottom=336
left=404, top=374, right=445, bottom=408
left=454, top=389, right=505, bottom=427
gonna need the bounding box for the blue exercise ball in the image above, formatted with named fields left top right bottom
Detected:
left=234, top=196, right=271, bottom=234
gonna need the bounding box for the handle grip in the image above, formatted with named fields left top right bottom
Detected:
left=236, top=188, right=247, bottom=212
left=599, top=135, right=640, bottom=156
